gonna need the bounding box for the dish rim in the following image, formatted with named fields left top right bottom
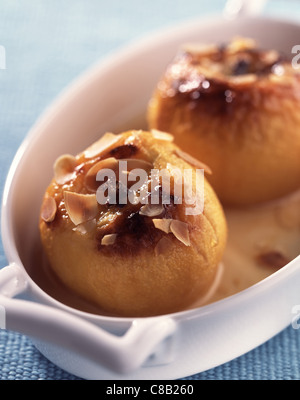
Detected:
left=1, top=14, right=300, bottom=326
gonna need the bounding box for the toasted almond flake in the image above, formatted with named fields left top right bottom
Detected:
left=155, top=237, right=173, bottom=256
left=231, top=74, right=257, bottom=85
left=54, top=154, right=77, bottom=185
left=226, top=37, right=256, bottom=54
left=41, top=196, right=57, bottom=223
left=123, top=158, right=153, bottom=172
left=182, top=43, right=219, bottom=57
left=85, top=157, right=118, bottom=192
left=151, top=129, right=174, bottom=142
left=153, top=218, right=172, bottom=234
left=269, top=74, right=288, bottom=83
left=124, top=131, right=142, bottom=145
left=175, top=149, right=212, bottom=175
left=83, top=133, right=122, bottom=159
left=101, top=234, right=117, bottom=246
left=170, top=220, right=190, bottom=246
left=72, top=219, right=96, bottom=235
left=139, top=203, right=164, bottom=217
left=262, top=50, right=280, bottom=66
left=64, top=191, right=98, bottom=225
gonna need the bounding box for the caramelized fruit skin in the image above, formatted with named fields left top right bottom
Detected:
left=40, top=130, right=227, bottom=317
left=148, top=39, right=300, bottom=206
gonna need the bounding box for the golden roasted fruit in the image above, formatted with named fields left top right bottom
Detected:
left=39, top=130, right=227, bottom=317
left=148, top=37, right=300, bottom=206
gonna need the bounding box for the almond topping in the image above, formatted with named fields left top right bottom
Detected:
left=262, top=50, right=280, bottom=66
left=72, top=219, right=96, bottom=235
left=139, top=204, right=164, bottom=217
left=155, top=237, right=173, bottom=256
left=83, top=133, right=122, bottom=159
left=153, top=218, right=172, bottom=234
left=226, top=37, right=256, bottom=54
left=123, top=158, right=153, bottom=172
left=101, top=234, right=117, bottom=246
left=175, top=149, right=212, bottom=175
left=54, top=154, right=77, bottom=185
left=153, top=218, right=191, bottom=246
left=85, top=157, right=118, bottom=192
left=41, top=196, right=57, bottom=223
left=64, top=191, right=98, bottom=225
left=170, top=220, right=190, bottom=246
left=231, top=74, right=257, bottom=85
left=182, top=43, right=219, bottom=57
left=151, top=129, right=174, bottom=142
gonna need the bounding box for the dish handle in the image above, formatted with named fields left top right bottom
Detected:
left=0, top=263, right=177, bottom=374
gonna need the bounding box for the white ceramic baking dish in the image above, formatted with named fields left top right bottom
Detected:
left=1, top=1, right=300, bottom=380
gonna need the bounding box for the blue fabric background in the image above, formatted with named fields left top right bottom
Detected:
left=0, top=0, right=300, bottom=380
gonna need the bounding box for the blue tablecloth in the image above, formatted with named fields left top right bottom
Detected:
left=0, top=0, right=300, bottom=380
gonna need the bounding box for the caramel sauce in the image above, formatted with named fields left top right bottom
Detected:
left=109, top=143, right=138, bottom=159
left=96, top=202, right=178, bottom=257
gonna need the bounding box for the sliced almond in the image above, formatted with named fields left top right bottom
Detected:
left=85, top=157, right=118, bottom=192
left=226, top=37, right=256, bottom=54
left=83, top=133, right=122, bottom=159
left=170, top=220, right=190, bottom=246
left=231, top=74, right=257, bottom=85
left=124, top=131, right=143, bottom=147
left=72, top=219, right=96, bottom=235
left=153, top=218, right=172, bottom=234
left=119, top=158, right=153, bottom=193
left=139, top=203, right=164, bottom=217
left=64, top=191, right=98, bottom=225
left=101, top=234, right=117, bottom=246
left=155, top=236, right=173, bottom=256
left=41, top=196, right=57, bottom=223
left=120, top=158, right=153, bottom=174
left=182, top=43, right=219, bottom=57
left=85, top=157, right=152, bottom=192
left=151, top=129, right=174, bottom=142
left=54, top=154, right=77, bottom=185
left=175, top=149, right=212, bottom=175
left=262, top=50, right=280, bottom=66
